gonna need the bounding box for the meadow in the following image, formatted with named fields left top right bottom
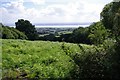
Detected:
left=2, top=39, right=91, bottom=79
left=1, top=38, right=117, bottom=79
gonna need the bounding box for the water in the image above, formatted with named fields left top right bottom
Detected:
left=9, top=23, right=92, bottom=28
left=35, top=24, right=90, bottom=28
left=10, top=25, right=90, bottom=28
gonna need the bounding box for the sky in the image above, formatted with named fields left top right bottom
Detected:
left=0, top=0, right=113, bottom=26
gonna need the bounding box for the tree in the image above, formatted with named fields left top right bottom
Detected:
left=101, top=2, right=120, bottom=79
left=0, top=23, right=3, bottom=38
left=101, top=2, right=120, bottom=35
left=70, top=27, right=90, bottom=44
left=88, top=21, right=109, bottom=45
left=101, top=2, right=120, bottom=45
left=59, top=33, right=72, bottom=42
left=15, top=19, right=39, bottom=40
left=100, top=2, right=113, bottom=30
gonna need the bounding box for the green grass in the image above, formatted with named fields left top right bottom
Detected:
left=1, top=39, right=77, bottom=79
left=2, top=39, right=96, bottom=79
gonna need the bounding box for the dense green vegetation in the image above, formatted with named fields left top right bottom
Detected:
left=101, top=2, right=120, bottom=44
left=1, top=39, right=112, bottom=79
left=0, top=24, right=27, bottom=39
left=15, top=19, right=39, bottom=40
left=1, top=1, right=120, bottom=80
left=1, top=39, right=83, bottom=79
left=57, top=21, right=110, bottom=45
left=88, top=21, right=110, bottom=45
left=101, top=2, right=120, bottom=78
left=2, top=39, right=116, bottom=79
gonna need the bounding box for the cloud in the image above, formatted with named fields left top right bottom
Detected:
left=0, top=0, right=24, bottom=3
left=30, top=0, right=45, bottom=5
left=39, top=0, right=101, bottom=23
left=9, top=2, right=25, bottom=13
left=0, top=0, right=25, bottom=24
left=0, top=0, right=112, bottom=25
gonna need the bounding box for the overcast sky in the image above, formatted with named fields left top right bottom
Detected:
left=0, top=0, right=113, bottom=25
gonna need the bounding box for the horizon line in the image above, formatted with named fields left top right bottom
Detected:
left=34, top=22, right=92, bottom=26
left=4, top=22, right=93, bottom=26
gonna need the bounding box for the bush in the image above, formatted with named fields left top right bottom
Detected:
left=61, top=41, right=117, bottom=79
left=1, top=25, right=27, bottom=39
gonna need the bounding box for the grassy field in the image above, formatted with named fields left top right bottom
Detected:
left=2, top=39, right=93, bottom=79
left=1, top=39, right=116, bottom=79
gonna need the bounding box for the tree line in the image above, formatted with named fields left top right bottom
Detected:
left=0, top=19, right=115, bottom=46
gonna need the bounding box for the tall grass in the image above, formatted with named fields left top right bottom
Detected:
left=2, top=39, right=82, bottom=79
left=2, top=39, right=116, bottom=79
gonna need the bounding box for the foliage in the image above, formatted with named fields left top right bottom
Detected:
left=101, top=2, right=120, bottom=79
left=15, top=19, right=39, bottom=40
left=100, top=2, right=113, bottom=30
left=59, top=33, right=72, bottom=42
left=101, top=2, right=120, bottom=40
left=2, top=37, right=117, bottom=79
left=38, top=27, right=91, bottom=44
left=88, top=21, right=109, bottom=45
left=2, top=1, right=120, bottom=80
left=1, top=24, right=27, bottom=39
left=4, top=39, right=113, bottom=79
left=70, top=27, right=90, bottom=44
left=0, top=23, right=2, bottom=38
left=2, top=39, right=80, bottom=79
left=2, top=26, right=15, bottom=39
left=57, top=23, right=110, bottom=45
left=41, top=34, right=56, bottom=41
left=61, top=40, right=116, bottom=79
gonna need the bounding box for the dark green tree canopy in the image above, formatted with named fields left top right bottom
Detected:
left=101, top=2, right=120, bottom=33
left=70, top=27, right=90, bottom=44
left=100, top=2, right=113, bottom=29
left=101, top=2, right=120, bottom=42
left=15, top=19, right=39, bottom=40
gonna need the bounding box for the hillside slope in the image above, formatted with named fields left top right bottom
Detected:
left=2, top=39, right=92, bottom=79
left=1, top=37, right=116, bottom=79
